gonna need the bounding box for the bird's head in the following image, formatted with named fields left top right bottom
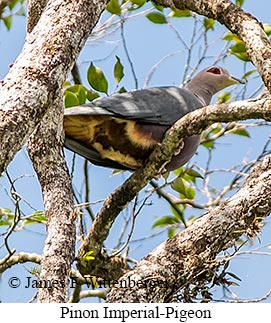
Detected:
left=186, top=66, right=246, bottom=105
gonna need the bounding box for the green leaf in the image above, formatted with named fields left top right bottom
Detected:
left=66, top=84, right=80, bottom=93
left=242, top=69, right=257, bottom=79
left=8, top=0, right=18, bottom=10
left=223, top=32, right=234, bottom=42
left=169, top=9, right=191, bottom=18
left=62, top=81, right=71, bottom=88
left=235, top=0, right=244, bottom=7
left=146, top=12, right=167, bottom=24
left=114, top=56, right=124, bottom=84
left=201, top=128, right=221, bottom=149
left=223, top=32, right=240, bottom=43
left=66, top=84, right=87, bottom=105
left=151, top=1, right=164, bottom=12
left=263, top=24, right=271, bottom=36
left=87, top=90, right=100, bottom=101
left=171, top=177, right=195, bottom=200
left=78, top=86, right=87, bottom=105
left=152, top=215, right=179, bottom=229
left=162, top=171, right=170, bottom=180
left=210, top=123, right=222, bottom=134
left=16, top=7, right=26, bottom=17
left=83, top=251, right=95, bottom=261
left=227, top=271, right=242, bottom=281
left=167, top=227, right=178, bottom=238
left=201, top=139, right=215, bottom=149
left=184, top=168, right=203, bottom=179
left=0, top=208, right=13, bottom=216
left=3, top=16, right=12, bottom=30
left=130, top=0, right=146, bottom=5
left=229, top=128, right=250, bottom=138
left=128, top=0, right=146, bottom=11
left=229, top=42, right=246, bottom=53
left=229, top=43, right=249, bottom=61
left=118, top=86, right=127, bottom=94
left=171, top=177, right=185, bottom=194
left=217, top=92, right=231, bottom=103
left=87, top=62, right=108, bottom=94
left=64, top=91, right=79, bottom=108
left=173, top=167, right=184, bottom=177
left=184, top=185, right=195, bottom=199
left=204, top=18, right=216, bottom=31
left=106, top=0, right=121, bottom=15
left=24, top=211, right=46, bottom=226
left=170, top=205, right=185, bottom=221
left=0, top=208, right=14, bottom=226
left=231, top=52, right=249, bottom=62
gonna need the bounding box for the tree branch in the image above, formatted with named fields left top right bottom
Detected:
left=77, top=97, right=271, bottom=275
left=27, top=96, right=76, bottom=302
left=0, top=252, right=41, bottom=273
left=107, top=154, right=271, bottom=302
left=0, top=0, right=107, bottom=175
left=27, top=0, right=48, bottom=33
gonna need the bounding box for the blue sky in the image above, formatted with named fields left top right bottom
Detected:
left=0, top=1, right=271, bottom=302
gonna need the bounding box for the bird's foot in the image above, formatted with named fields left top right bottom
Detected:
left=174, top=139, right=184, bottom=155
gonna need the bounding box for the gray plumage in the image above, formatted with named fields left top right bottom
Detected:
left=64, top=66, right=245, bottom=171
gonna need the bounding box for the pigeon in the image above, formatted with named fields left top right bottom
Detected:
left=63, top=66, right=245, bottom=171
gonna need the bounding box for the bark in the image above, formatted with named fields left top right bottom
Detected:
left=107, top=154, right=271, bottom=302
left=27, top=0, right=48, bottom=32
left=27, top=97, right=76, bottom=302
left=0, top=253, right=41, bottom=273
left=0, top=0, right=106, bottom=175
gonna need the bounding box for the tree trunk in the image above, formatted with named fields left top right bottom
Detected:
left=0, top=0, right=106, bottom=175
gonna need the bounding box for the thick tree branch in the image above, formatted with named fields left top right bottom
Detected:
left=78, top=97, right=271, bottom=275
left=27, top=96, right=76, bottom=302
left=0, top=0, right=107, bottom=175
left=27, top=0, right=48, bottom=33
left=154, top=0, right=271, bottom=91
left=107, top=153, right=271, bottom=302
left=0, top=252, right=41, bottom=273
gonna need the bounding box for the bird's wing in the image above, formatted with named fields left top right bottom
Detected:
left=64, top=87, right=203, bottom=125
left=64, top=137, right=132, bottom=170
left=63, top=87, right=203, bottom=170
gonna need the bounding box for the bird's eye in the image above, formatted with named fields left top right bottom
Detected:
left=207, top=67, right=221, bottom=75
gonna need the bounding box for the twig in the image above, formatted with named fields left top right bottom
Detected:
left=120, top=18, right=138, bottom=89
left=79, top=289, right=108, bottom=300
left=110, top=195, right=150, bottom=257
left=222, top=288, right=271, bottom=303
left=2, top=171, right=22, bottom=256
left=71, top=62, right=82, bottom=84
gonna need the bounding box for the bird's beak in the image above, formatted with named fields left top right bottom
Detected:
left=229, top=75, right=246, bottom=85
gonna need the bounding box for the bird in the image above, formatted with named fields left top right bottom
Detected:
left=63, top=66, right=245, bottom=171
